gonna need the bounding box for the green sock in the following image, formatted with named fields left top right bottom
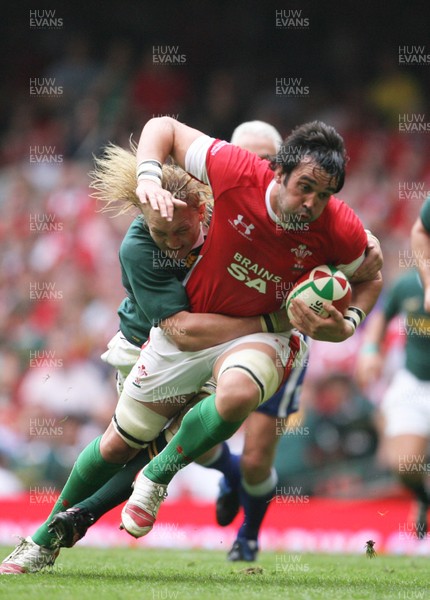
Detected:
left=75, top=436, right=168, bottom=520
left=144, top=394, right=244, bottom=486
left=32, top=436, right=124, bottom=548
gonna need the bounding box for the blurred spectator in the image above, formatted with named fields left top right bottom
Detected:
left=366, top=52, right=425, bottom=129
left=130, top=49, right=192, bottom=123
left=44, top=35, right=101, bottom=117
left=0, top=157, right=124, bottom=488
left=275, top=374, right=380, bottom=498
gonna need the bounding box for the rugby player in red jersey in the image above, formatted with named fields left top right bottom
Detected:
left=0, top=120, right=382, bottom=572
left=119, top=117, right=383, bottom=538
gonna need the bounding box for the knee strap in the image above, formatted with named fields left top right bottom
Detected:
left=218, top=349, right=279, bottom=405
left=113, top=392, right=168, bottom=449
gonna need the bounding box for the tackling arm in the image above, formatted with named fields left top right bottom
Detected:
left=160, top=309, right=290, bottom=352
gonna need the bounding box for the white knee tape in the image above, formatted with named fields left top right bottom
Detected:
left=113, top=392, right=169, bottom=449
left=218, top=349, right=279, bottom=405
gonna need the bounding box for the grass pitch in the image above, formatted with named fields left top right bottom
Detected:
left=0, top=546, right=428, bottom=600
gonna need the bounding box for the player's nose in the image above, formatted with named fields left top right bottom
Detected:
left=166, top=236, right=181, bottom=249
left=302, top=193, right=317, bottom=210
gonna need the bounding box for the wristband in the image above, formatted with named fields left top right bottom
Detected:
left=345, top=306, right=366, bottom=327
left=137, top=159, right=163, bottom=185
left=260, top=314, right=274, bottom=333
left=137, top=173, right=163, bottom=185
left=268, top=311, right=282, bottom=332
left=260, top=312, right=283, bottom=333
left=343, top=316, right=357, bottom=334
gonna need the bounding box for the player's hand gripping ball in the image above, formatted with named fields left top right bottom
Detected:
left=285, top=265, right=352, bottom=320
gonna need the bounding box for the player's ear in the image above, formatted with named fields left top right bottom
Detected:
left=274, top=165, right=285, bottom=184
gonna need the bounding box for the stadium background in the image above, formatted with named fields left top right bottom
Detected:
left=0, top=0, right=429, bottom=553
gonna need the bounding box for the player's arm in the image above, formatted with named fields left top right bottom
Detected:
left=349, top=230, right=383, bottom=283
left=411, top=215, right=430, bottom=312
left=355, top=309, right=388, bottom=389
left=320, top=229, right=383, bottom=338
left=289, top=270, right=383, bottom=342
left=348, top=270, right=383, bottom=318
left=290, top=210, right=384, bottom=342
left=159, top=309, right=290, bottom=352
left=135, top=117, right=206, bottom=220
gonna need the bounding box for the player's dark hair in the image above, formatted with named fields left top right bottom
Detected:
left=270, top=121, right=348, bottom=192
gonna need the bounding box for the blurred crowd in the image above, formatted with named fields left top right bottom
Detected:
left=0, top=12, right=430, bottom=499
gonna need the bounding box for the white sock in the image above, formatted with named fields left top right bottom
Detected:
left=241, top=467, right=278, bottom=497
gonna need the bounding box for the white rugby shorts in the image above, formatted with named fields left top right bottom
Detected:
left=381, top=368, right=430, bottom=437
left=123, top=326, right=307, bottom=404
left=100, top=330, right=141, bottom=395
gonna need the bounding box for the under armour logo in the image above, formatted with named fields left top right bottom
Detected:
left=233, top=214, right=255, bottom=236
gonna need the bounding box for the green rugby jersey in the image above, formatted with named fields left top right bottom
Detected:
left=383, top=269, right=430, bottom=380
left=117, top=216, right=200, bottom=347
left=420, top=195, right=430, bottom=232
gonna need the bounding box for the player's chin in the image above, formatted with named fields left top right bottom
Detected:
left=165, top=248, right=186, bottom=259
left=297, top=213, right=313, bottom=222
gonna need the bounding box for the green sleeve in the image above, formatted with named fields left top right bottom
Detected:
left=420, top=196, right=430, bottom=233
left=382, top=271, right=416, bottom=322
left=118, top=219, right=190, bottom=345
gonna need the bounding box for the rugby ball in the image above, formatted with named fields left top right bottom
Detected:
left=285, top=265, right=352, bottom=320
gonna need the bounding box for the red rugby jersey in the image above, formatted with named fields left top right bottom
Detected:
left=185, top=139, right=366, bottom=317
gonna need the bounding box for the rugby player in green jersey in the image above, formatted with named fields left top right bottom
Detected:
left=357, top=265, right=430, bottom=539
left=0, top=149, right=288, bottom=574
left=411, top=196, right=430, bottom=312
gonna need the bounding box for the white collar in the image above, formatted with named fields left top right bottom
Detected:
left=265, top=179, right=279, bottom=224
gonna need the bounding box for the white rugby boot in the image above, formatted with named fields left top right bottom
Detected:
left=120, top=471, right=168, bottom=538
left=0, top=537, right=59, bottom=574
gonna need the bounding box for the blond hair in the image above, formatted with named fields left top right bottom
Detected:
left=89, top=141, right=212, bottom=218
